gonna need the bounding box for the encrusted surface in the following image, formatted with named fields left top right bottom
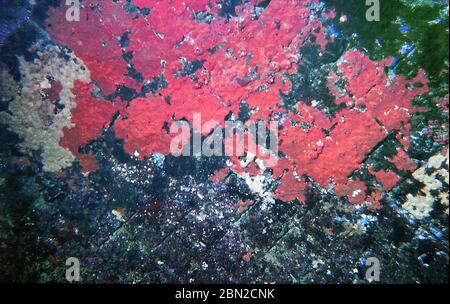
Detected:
left=0, top=0, right=448, bottom=283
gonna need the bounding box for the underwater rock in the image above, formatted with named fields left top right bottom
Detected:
left=0, top=0, right=448, bottom=284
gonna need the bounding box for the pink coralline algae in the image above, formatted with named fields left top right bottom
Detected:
left=59, top=81, right=125, bottom=172
left=368, top=166, right=401, bottom=191
left=386, top=147, right=418, bottom=172
left=46, top=0, right=430, bottom=206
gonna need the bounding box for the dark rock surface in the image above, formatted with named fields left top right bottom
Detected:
left=0, top=0, right=448, bottom=284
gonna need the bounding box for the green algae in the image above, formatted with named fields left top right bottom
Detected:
left=324, top=0, right=448, bottom=164
left=325, top=0, right=448, bottom=90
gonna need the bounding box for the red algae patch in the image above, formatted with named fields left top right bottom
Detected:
left=60, top=81, right=125, bottom=172
left=46, top=0, right=430, bottom=206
